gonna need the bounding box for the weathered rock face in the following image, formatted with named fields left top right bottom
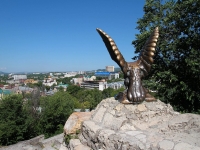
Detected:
left=0, top=134, right=64, bottom=150
left=64, top=112, right=92, bottom=150
left=64, top=112, right=92, bottom=135
left=76, top=97, right=200, bottom=150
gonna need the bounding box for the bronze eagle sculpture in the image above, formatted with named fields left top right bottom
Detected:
left=96, top=27, right=159, bottom=104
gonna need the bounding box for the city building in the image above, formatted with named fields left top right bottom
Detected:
left=6, top=80, right=20, bottom=84
left=24, top=79, right=38, bottom=85
left=42, top=77, right=57, bottom=87
left=64, top=72, right=77, bottom=78
left=107, top=81, right=125, bottom=89
left=54, top=72, right=62, bottom=76
left=0, top=84, right=4, bottom=89
left=95, top=72, right=110, bottom=78
left=71, top=75, right=96, bottom=85
left=108, top=72, right=119, bottom=80
left=13, top=75, right=27, bottom=80
left=95, top=72, right=119, bottom=80
left=80, top=81, right=107, bottom=91
left=78, top=71, right=85, bottom=74
left=13, top=86, right=33, bottom=94
left=33, top=72, right=40, bottom=74
left=106, top=66, right=114, bottom=72
left=71, top=78, right=83, bottom=85
left=49, top=73, right=53, bottom=76
left=0, top=88, right=12, bottom=100
left=45, top=90, right=55, bottom=96
left=0, top=88, right=3, bottom=100
left=83, top=75, right=96, bottom=81
left=4, top=84, right=15, bottom=89
left=54, top=83, right=68, bottom=91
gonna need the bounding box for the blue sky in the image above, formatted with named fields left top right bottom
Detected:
left=0, top=0, right=145, bottom=73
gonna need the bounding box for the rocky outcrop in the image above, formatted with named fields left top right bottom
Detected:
left=69, top=139, right=91, bottom=150
left=0, top=134, right=64, bottom=150
left=64, top=112, right=92, bottom=135
left=63, top=112, right=92, bottom=150
left=74, top=97, right=200, bottom=150
left=2, top=98, right=200, bottom=150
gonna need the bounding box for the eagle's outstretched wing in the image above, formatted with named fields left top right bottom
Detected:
left=96, top=27, right=159, bottom=76
left=96, top=28, right=128, bottom=75
left=138, top=27, right=159, bottom=76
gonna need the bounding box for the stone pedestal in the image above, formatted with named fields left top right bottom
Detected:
left=77, top=97, right=200, bottom=150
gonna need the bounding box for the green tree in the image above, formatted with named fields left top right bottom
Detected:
left=89, top=89, right=103, bottom=110
left=73, top=98, right=82, bottom=108
left=57, top=76, right=76, bottom=85
left=39, top=91, right=74, bottom=138
left=76, top=89, right=88, bottom=110
left=58, top=86, right=64, bottom=92
left=0, top=95, right=28, bottom=145
left=34, top=81, right=43, bottom=88
left=67, top=85, right=81, bottom=97
left=133, top=0, right=200, bottom=113
left=112, top=87, right=125, bottom=97
left=107, top=78, right=123, bottom=83
left=45, top=86, right=51, bottom=92
left=23, top=101, right=42, bottom=140
left=30, top=87, right=40, bottom=112
left=102, top=87, right=115, bottom=99
left=24, top=87, right=42, bottom=137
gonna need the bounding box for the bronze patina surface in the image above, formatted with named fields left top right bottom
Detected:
left=96, top=27, right=159, bottom=104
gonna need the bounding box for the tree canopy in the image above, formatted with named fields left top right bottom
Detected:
left=0, top=95, right=28, bottom=145
left=132, top=0, right=200, bottom=113
left=39, top=91, right=75, bottom=138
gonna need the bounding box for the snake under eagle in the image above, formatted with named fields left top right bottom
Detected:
left=96, top=27, right=159, bottom=104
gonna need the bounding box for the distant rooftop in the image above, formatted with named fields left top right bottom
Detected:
left=0, top=89, right=12, bottom=95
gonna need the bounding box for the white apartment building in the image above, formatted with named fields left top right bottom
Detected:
left=108, top=73, right=119, bottom=80
left=43, top=78, right=57, bottom=87
left=64, top=72, right=77, bottom=77
left=6, top=80, right=20, bottom=84
left=78, top=71, right=85, bottom=74
left=54, top=73, right=62, bottom=76
left=49, top=73, right=53, bottom=76
left=83, top=75, right=96, bottom=81
left=13, top=75, right=27, bottom=80
left=107, top=81, right=124, bottom=89
left=71, top=78, right=83, bottom=85
left=80, top=81, right=107, bottom=91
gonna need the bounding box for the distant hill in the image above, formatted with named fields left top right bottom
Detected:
left=114, top=67, right=121, bottom=72
left=96, top=69, right=106, bottom=72
left=96, top=67, right=121, bottom=72
left=0, top=71, right=9, bottom=74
